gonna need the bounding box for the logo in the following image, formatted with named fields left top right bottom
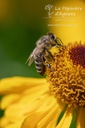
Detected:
left=45, top=4, right=54, bottom=18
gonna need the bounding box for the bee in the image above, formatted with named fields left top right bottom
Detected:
left=26, top=32, right=63, bottom=76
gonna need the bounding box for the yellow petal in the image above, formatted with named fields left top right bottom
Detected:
left=2, top=85, right=49, bottom=123
left=18, top=82, right=49, bottom=105
left=1, top=94, right=20, bottom=109
left=0, top=117, right=9, bottom=127
left=1, top=81, right=49, bottom=109
left=21, top=93, right=65, bottom=128
left=56, top=107, right=73, bottom=128
left=4, top=122, right=22, bottom=128
left=37, top=104, right=63, bottom=128
left=77, top=108, right=85, bottom=128
left=0, top=77, right=46, bottom=94
left=4, top=104, right=28, bottom=122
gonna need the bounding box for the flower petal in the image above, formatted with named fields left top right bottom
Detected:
left=37, top=104, right=63, bottom=128
left=56, top=107, right=73, bottom=128
left=77, top=108, right=85, bottom=128
left=21, top=93, right=65, bottom=128
left=0, top=77, right=46, bottom=94
left=4, top=122, right=22, bottom=128
left=1, top=79, right=49, bottom=123
left=0, top=117, right=9, bottom=128
left=1, top=94, right=20, bottom=109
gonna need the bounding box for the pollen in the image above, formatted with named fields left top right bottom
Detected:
left=46, top=42, right=85, bottom=108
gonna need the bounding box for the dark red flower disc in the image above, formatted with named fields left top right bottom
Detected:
left=69, top=45, right=85, bottom=68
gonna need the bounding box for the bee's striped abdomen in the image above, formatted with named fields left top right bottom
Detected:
left=35, top=57, right=46, bottom=76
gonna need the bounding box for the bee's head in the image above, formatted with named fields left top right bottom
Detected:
left=47, top=32, right=57, bottom=46
left=48, top=32, right=63, bottom=46
left=48, top=32, right=56, bottom=41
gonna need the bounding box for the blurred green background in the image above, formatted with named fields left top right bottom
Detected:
left=0, top=0, right=57, bottom=78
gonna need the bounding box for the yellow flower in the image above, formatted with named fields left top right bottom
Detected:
left=0, top=42, right=85, bottom=128
left=0, top=77, right=49, bottom=128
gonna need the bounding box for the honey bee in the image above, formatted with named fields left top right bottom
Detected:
left=26, top=32, right=63, bottom=76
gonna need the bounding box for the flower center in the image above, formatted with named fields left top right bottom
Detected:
left=46, top=43, right=85, bottom=108
left=69, top=44, right=85, bottom=68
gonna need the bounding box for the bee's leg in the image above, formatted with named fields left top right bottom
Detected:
left=42, top=49, right=53, bottom=69
left=45, top=62, right=51, bottom=69
left=46, top=49, right=53, bottom=59
left=40, top=54, right=51, bottom=69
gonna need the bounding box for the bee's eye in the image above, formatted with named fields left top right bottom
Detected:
left=48, top=33, right=55, bottom=40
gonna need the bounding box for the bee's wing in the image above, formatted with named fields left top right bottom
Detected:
left=25, top=48, right=36, bottom=66
left=25, top=55, right=34, bottom=66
